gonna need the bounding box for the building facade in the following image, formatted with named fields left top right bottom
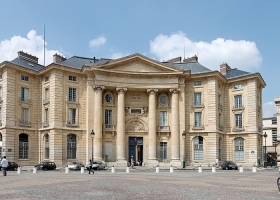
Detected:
left=0, top=51, right=266, bottom=168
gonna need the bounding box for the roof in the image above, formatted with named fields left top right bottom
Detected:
left=59, top=56, right=111, bottom=69
left=165, top=61, right=212, bottom=74
left=223, top=68, right=251, bottom=79
left=8, top=57, right=44, bottom=71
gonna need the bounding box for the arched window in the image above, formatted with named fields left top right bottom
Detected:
left=234, top=137, right=244, bottom=161
left=194, top=136, right=203, bottom=160
left=19, top=133, right=28, bottom=159
left=45, top=134, right=49, bottom=159
left=67, top=134, right=76, bottom=159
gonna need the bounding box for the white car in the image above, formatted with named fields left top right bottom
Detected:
left=67, top=161, right=84, bottom=170
left=87, top=161, right=105, bottom=170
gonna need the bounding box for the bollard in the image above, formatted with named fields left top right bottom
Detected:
left=198, top=166, right=202, bottom=173
left=212, top=166, right=216, bottom=173
left=65, top=167, right=69, bottom=173
left=252, top=166, right=257, bottom=172
left=239, top=166, right=243, bottom=172
left=81, top=167, right=85, bottom=173
left=170, top=166, right=174, bottom=173
left=156, top=166, right=159, bottom=173
left=126, top=167, right=130, bottom=173
left=111, top=166, right=115, bottom=173
left=17, top=167, right=22, bottom=174
left=33, top=167, right=37, bottom=174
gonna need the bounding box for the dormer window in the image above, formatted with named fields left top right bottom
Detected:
left=69, top=76, right=77, bottom=82
left=21, top=75, right=29, bottom=81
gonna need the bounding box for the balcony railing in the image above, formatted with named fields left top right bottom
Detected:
left=157, top=126, right=170, bottom=132
left=67, top=97, right=77, bottom=103
left=192, top=103, right=204, bottom=108
left=233, top=126, right=244, bottom=131
left=19, top=120, right=31, bottom=126
left=42, top=121, right=49, bottom=127
left=66, top=121, right=77, bottom=126
left=19, top=97, right=31, bottom=103
left=192, top=125, right=205, bottom=130
left=232, top=106, right=244, bottom=110
left=43, top=99, right=50, bottom=104
left=103, top=124, right=115, bottom=130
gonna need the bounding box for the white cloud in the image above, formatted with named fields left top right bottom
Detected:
left=110, top=52, right=127, bottom=59
left=89, top=36, right=106, bottom=48
left=150, top=31, right=262, bottom=71
left=263, top=101, right=276, bottom=118
left=0, top=30, right=61, bottom=66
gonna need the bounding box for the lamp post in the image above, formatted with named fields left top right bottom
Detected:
left=181, top=131, right=186, bottom=168
left=264, top=132, right=267, bottom=168
left=90, top=130, right=95, bottom=161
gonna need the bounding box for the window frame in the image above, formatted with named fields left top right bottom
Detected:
left=194, top=136, right=203, bottom=160
left=194, top=112, right=202, bottom=127
left=67, top=134, right=77, bottom=159
left=234, top=137, right=244, bottom=161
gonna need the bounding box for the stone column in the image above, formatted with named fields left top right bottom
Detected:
left=116, top=87, right=127, bottom=163
left=93, top=85, right=105, bottom=161
left=147, top=89, right=158, bottom=161
left=170, top=88, right=180, bottom=161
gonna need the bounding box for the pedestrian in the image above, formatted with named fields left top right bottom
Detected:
left=130, top=156, right=134, bottom=168
left=1, top=156, right=8, bottom=176
left=88, top=159, right=94, bottom=174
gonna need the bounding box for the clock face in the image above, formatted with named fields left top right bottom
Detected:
left=105, top=94, right=112, bottom=103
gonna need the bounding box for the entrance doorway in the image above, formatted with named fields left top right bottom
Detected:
left=129, top=137, right=143, bottom=166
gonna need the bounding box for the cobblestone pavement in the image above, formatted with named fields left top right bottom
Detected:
left=0, top=169, right=279, bottom=200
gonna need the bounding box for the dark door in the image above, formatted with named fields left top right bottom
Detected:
left=129, top=137, right=143, bottom=165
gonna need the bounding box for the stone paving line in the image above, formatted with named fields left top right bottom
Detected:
left=0, top=169, right=279, bottom=200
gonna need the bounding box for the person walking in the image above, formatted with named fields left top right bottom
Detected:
left=88, top=159, right=94, bottom=174
left=1, top=156, right=8, bottom=176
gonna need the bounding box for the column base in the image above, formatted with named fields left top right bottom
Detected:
left=115, top=160, right=128, bottom=167
left=170, top=160, right=181, bottom=168
left=147, top=159, right=159, bottom=167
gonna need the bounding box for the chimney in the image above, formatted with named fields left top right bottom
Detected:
left=18, top=51, right=38, bottom=63
left=53, top=53, right=66, bottom=63
left=167, top=56, right=182, bottom=63
left=183, top=55, right=198, bottom=62
left=220, top=62, right=231, bottom=75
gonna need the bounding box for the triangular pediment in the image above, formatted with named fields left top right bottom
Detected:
left=93, top=53, right=182, bottom=74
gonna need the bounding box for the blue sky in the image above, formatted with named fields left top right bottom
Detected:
left=0, top=0, right=279, bottom=117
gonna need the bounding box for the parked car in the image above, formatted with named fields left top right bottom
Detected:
left=0, top=161, right=18, bottom=171
left=67, top=161, right=84, bottom=170
left=35, top=161, right=56, bottom=171
left=86, top=161, right=105, bottom=170
left=221, top=161, right=238, bottom=170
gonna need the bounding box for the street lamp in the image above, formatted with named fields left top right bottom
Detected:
left=90, top=130, right=95, bottom=161
left=264, top=132, right=267, bottom=168
left=182, top=131, right=186, bottom=139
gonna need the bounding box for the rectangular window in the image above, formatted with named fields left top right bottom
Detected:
left=194, top=112, right=202, bottom=127
left=235, top=114, right=242, bottom=128
left=234, top=95, right=242, bottom=108
left=218, top=95, right=221, bottom=106
left=45, top=136, right=49, bottom=159
left=105, top=109, right=112, bottom=125
left=21, top=75, right=29, bottom=81
left=219, top=113, right=221, bottom=127
left=159, top=142, right=167, bottom=161
left=272, top=130, right=277, bottom=145
left=45, top=76, right=49, bottom=82
left=69, top=88, right=76, bottom=102
left=235, top=139, right=244, bottom=161
left=19, top=142, right=28, bottom=159
left=69, top=76, right=77, bottom=82
left=21, top=108, right=29, bottom=124
left=194, top=93, right=202, bottom=106
left=0, top=86, right=2, bottom=101
left=0, top=107, right=2, bottom=124
left=194, top=81, right=202, bottom=86
left=45, top=88, right=49, bottom=101
left=159, top=111, right=168, bottom=126
left=45, top=108, right=49, bottom=123
left=194, top=137, right=203, bottom=160
left=68, top=108, right=76, bottom=125
left=67, top=141, right=76, bottom=159
left=234, top=84, right=242, bottom=89
left=272, top=119, right=277, bottom=124
left=21, top=87, right=29, bottom=102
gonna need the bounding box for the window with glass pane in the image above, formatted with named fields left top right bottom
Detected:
left=105, top=109, right=112, bottom=125
left=21, top=108, right=29, bottom=124
left=69, top=76, right=77, bottom=81
left=234, top=137, right=244, bottom=161
left=194, top=81, right=202, bottom=86
left=194, top=112, right=202, bottom=127
left=0, top=86, right=2, bottom=101
left=45, top=134, right=49, bottom=159
left=272, top=130, right=277, bottom=145
left=159, top=111, right=168, bottom=126
left=194, top=136, right=203, bottom=160
left=194, top=93, right=202, bottom=105
left=234, top=95, right=242, bottom=108
left=45, top=88, right=49, bottom=101
left=67, top=134, right=76, bottom=159
left=19, top=134, right=28, bottom=159
left=159, top=142, right=167, bottom=161
left=21, top=87, right=29, bottom=102
left=219, top=114, right=221, bottom=127
left=219, top=138, right=222, bottom=160
left=45, top=108, right=49, bottom=123
left=235, top=114, right=242, bottom=128
left=69, top=88, right=76, bottom=102
left=68, top=108, right=76, bottom=124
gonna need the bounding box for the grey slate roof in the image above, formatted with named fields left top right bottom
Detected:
left=223, top=68, right=251, bottom=79
left=59, top=56, right=111, bottom=69
left=8, top=57, right=44, bottom=71
left=166, top=61, right=212, bottom=74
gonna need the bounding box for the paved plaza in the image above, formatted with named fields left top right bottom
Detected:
left=0, top=168, right=279, bottom=200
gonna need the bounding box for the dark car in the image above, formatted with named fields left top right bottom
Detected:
left=35, top=161, right=56, bottom=171
left=221, top=161, right=238, bottom=170
left=0, top=161, right=18, bottom=171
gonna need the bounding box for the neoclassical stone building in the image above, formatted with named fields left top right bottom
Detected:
left=0, top=51, right=266, bottom=168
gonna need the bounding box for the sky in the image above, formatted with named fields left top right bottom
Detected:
left=0, top=0, right=279, bottom=118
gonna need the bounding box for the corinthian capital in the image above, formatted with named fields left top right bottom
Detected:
left=116, top=87, right=127, bottom=94
left=169, top=88, right=180, bottom=93
left=147, top=88, right=158, bottom=95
